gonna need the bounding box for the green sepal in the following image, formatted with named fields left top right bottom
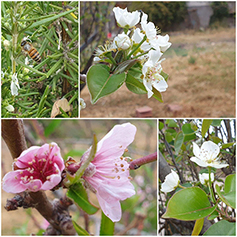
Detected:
left=72, top=220, right=90, bottom=236
left=67, top=182, right=99, bottom=215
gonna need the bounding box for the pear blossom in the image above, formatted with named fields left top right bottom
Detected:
left=10, top=73, right=20, bottom=96
left=199, top=173, right=214, bottom=185
left=190, top=141, right=229, bottom=168
left=132, top=28, right=151, bottom=52
left=140, top=12, right=157, bottom=40
left=150, top=34, right=172, bottom=52
left=113, top=32, right=132, bottom=50
left=142, top=50, right=168, bottom=98
left=81, top=123, right=136, bottom=222
left=113, top=7, right=140, bottom=28
left=2, top=143, right=65, bottom=193
left=161, top=170, right=180, bottom=193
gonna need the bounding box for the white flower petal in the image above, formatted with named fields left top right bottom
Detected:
left=201, top=141, right=220, bottom=160
left=161, top=170, right=179, bottom=193
left=190, top=157, right=209, bottom=167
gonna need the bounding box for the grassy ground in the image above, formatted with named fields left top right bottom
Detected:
left=80, top=27, right=235, bottom=118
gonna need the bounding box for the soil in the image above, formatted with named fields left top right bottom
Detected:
left=80, top=28, right=235, bottom=118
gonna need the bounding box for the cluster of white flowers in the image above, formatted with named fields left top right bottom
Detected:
left=161, top=141, right=228, bottom=193
left=95, top=7, right=171, bottom=99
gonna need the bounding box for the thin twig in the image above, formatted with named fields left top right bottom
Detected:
left=129, top=152, right=157, bottom=170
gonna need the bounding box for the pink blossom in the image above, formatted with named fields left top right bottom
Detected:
left=82, top=123, right=136, bottom=222
left=2, top=142, right=65, bottom=193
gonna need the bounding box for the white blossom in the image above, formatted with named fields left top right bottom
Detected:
left=10, top=73, right=20, bottom=96
left=113, top=7, right=140, bottom=28
left=5, top=105, right=14, bottom=112
left=80, top=98, right=86, bottom=110
left=199, top=173, right=214, bottom=185
left=113, top=33, right=132, bottom=50
left=190, top=141, right=229, bottom=169
left=132, top=28, right=151, bottom=52
left=3, top=39, right=10, bottom=51
left=142, top=50, right=168, bottom=98
left=150, top=34, right=172, bottom=52
left=161, top=170, right=180, bottom=193
left=140, top=12, right=157, bottom=40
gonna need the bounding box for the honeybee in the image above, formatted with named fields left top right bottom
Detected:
left=21, top=39, right=41, bottom=63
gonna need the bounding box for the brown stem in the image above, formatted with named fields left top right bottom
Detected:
left=2, top=119, right=76, bottom=235
left=2, top=119, right=27, bottom=158
left=129, top=152, right=157, bottom=170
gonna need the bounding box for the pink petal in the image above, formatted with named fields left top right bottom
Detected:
left=97, top=194, right=122, bottom=222
left=41, top=174, right=61, bottom=190
left=16, top=146, right=40, bottom=168
left=48, top=142, right=65, bottom=171
left=93, top=123, right=136, bottom=163
left=41, top=164, right=62, bottom=190
left=86, top=175, right=135, bottom=222
left=2, top=171, right=28, bottom=193
left=24, top=179, right=42, bottom=192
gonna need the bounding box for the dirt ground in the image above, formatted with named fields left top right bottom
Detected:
left=80, top=27, right=235, bottom=118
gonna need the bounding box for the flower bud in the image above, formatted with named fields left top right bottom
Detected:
left=113, top=33, right=132, bottom=50
left=3, top=39, right=10, bottom=51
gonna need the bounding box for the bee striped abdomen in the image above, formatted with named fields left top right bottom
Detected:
left=28, top=48, right=41, bottom=63
left=21, top=40, right=41, bottom=63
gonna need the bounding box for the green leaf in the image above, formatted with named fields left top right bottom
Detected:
left=215, top=174, right=236, bottom=209
left=182, top=123, right=195, bottom=135
left=113, top=59, right=138, bottom=74
left=159, top=121, right=164, bottom=130
left=162, top=187, right=216, bottom=221
left=182, top=123, right=196, bottom=142
left=151, top=88, right=163, bottom=102
left=100, top=211, right=115, bottom=235
left=174, top=131, right=184, bottom=155
left=166, top=119, right=178, bottom=128
left=24, top=8, right=77, bottom=31
left=165, top=132, right=174, bottom=143
left=221, top=142, right=235, bottom=149
left=67, top=183, right=99, bottom=215
left=210, top=136, right=222, bottom=144
left=191, top=218, right=204, bottom=236
left=72, top=221, right=90, bottom=236
left=203, top=220, right=236, bottom=236
left=125, top=73, right=147, bottom=94
left=211, top=119, right=222, bottom=127
left=87, top=64, right=126, bottom=104
left=215, top=185, right=235, bottom=209
left=224, top=174, right=236, bottom=194
left=160, top=70, right=169, bottom=81
left=207, top=210, right=219, bottom=220
left=201, top=119, right=213, bottom=137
